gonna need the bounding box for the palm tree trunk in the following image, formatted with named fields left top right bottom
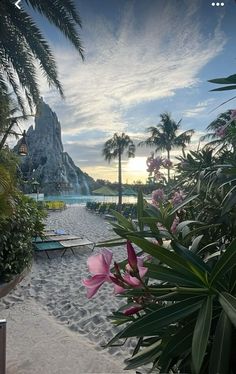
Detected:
left=118, top=150, right=122, bottom=210
left=167, top=149, right=170, bottom=182
left=0, top=120, right=16, bottom=150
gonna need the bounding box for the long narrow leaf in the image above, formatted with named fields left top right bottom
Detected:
left=159, top=320, right=195, bottom=369
left=124, top=339, right=162, bottom=369
left=209, top=312, right=232, bottom=374
left=146, top=264, right=204, bottom=287
left=119, top=296, right=203, bottom=338
left=191, top=235, right=204, bottom=253
left=192, top=296, right=213, bottom=374
left=110, top=209, right=135, bottom=230
left=210, top=239, right=236, bottom=285
left=219, top=292, right=236, bottom=328
left=175, top=220, right=204, bottom=235
left=127, top=236, right=198, bottom=276
left=137, top=189, right=144, bottom=231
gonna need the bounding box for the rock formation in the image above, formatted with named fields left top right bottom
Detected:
left=16, top=99, right=94, bottom=195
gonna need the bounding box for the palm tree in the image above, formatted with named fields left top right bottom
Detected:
left=139, top=112, right=194, bottom=181
left=102, top=133, right=135, bottom=207
left=0, top=0, right=84, bottom=113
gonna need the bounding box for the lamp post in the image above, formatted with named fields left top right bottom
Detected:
left=31, top=180, right=40, bottom=201
left=18, top=130, right=28, bottom=156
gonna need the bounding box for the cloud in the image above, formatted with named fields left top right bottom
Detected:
left=183, top=99, right=216, bottom=118
left=40, top=1, right=226, bottom=133
left=37, top=0, right=226, bottom=180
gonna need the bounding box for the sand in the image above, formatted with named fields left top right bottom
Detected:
left=0, top=206, right=136, bottom=374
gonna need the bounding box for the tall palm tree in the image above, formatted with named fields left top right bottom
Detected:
left=139, top=112, right=194, bottom=181
left=102, top=133, right=135, bottom=207
left=0, top=0, right=84, bottom=113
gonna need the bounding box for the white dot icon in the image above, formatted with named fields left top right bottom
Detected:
left=212, top=1, right=224, bottom=5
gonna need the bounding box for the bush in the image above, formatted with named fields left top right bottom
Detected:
left=0, top=193, right=45, bottom=282
left=44, top=200, right=66, bottom=210
left=85, top=190, right=236, bottom=373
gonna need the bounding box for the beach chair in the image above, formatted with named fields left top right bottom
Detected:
left=33, top=237, right=95, bottom=259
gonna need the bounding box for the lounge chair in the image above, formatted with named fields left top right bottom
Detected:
left=33, top=231, right=95, bottom=259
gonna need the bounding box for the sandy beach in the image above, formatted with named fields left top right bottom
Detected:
left=0, top=206, right=136, bottom=374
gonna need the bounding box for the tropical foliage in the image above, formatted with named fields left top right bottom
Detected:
left=0, top=0, right=83, bottom=112
left=102, top=133, right=135, bottom=207
left=0, top=193, right=45, bottom=282
left=209, top=73, right=236, bottom=92
left=139, top=112, right=194, bottom=181
left=84, top=111, right=236, bottom=373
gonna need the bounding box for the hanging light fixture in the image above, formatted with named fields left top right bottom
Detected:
left=18, top=130, right=28, bottom=156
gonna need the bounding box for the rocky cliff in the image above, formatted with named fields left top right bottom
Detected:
left=16, top=99, right=94, bottom=195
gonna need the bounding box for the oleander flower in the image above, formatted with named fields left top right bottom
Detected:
left=123, top=304, right=143, bottom=316
left=215, top=126, right=226, bottom=138
left=82, top=249, right=113, bottom=298
left=127, top=241, right=138, bottom=271
left=152, top=188, right=165, bottom=205
left=146, top=155, right=163, bottom=173
left=171, top=190, right=186, bottom=206
left=114, top=256, right=148, bottom=294
left=171, top=215, right=180, bottom=234
left=230, top=109, right=236, bottom=119
left=162, top=158, right=172, bottom=168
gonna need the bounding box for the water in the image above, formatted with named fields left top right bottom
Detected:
left=44, top=194, right=138, bottom=205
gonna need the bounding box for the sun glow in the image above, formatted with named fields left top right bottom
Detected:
left=126, top=157, right=147, bottom=173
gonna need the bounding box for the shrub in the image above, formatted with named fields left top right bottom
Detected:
left=84, top=191, right=236, bottom=373
left=44, top=200, right=66, bottom=210
left=0, top=193, right=45, bottom=282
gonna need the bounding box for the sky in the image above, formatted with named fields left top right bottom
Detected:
left=18, top=0, right=236, bottom=183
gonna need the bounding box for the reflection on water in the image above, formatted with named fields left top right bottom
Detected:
left=44, top=195, right=138, bottom=205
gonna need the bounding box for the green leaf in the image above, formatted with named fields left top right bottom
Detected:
left=96, top=239, right=126, bottom=248
left=124, top=339, right=162, bottom=369
left=175, top=220, right=203, bottom=235
left=192, top=296, right=213, bottom=374
left=146, top=263, right=204, bottom=287
left=190, top=235, right=204, bottom=253
left=127, top=236, right=196, bottom=275
left=137, top=189, right=144, bottom=231
left=184, top=224, right=221, bottom=241
left=169, top=195, right=199, bottom=215
left=210, top=239, right=236, bottom=285
left=209, top=312, right=232, bottom=374
left=110, top=209, right=135, bottom=230
left=221, top=192, right=236, bottom=215
left=119, top=296, right=203, bottom=338
left=210, top=85, right=236, bottom=92
left=159, top=320, right=195, bottom=369
left=218, top=292, right=236, bottom=328
left=209, top=74, right=236, bottom=84
left=171, top=242, right=210, bottom=277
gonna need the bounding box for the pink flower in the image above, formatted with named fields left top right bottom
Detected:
left=127, top=241, right=138, bottom=271
left=162, top=158, right=172, bottom=168
left=114, top=257, right=148, bottom=294
left=82, top=249, right=113, bottom=298
left=215, top=126, right=226, bottom=138
left=152, top=188, right=165, bottom=205
left=146, top=155, right=163, bottom=174
left=171, top=216, right=180, bottom=234
left=230, top=109, right=236, bottom=119
left=171, top=190, right=186, bottom=206
left=123, top=305, right=142, bottom=316
left=154, top=170, right=165, bottom=181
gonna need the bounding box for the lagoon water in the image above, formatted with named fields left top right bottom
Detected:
left=44, top=194, right=138, bottom=205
